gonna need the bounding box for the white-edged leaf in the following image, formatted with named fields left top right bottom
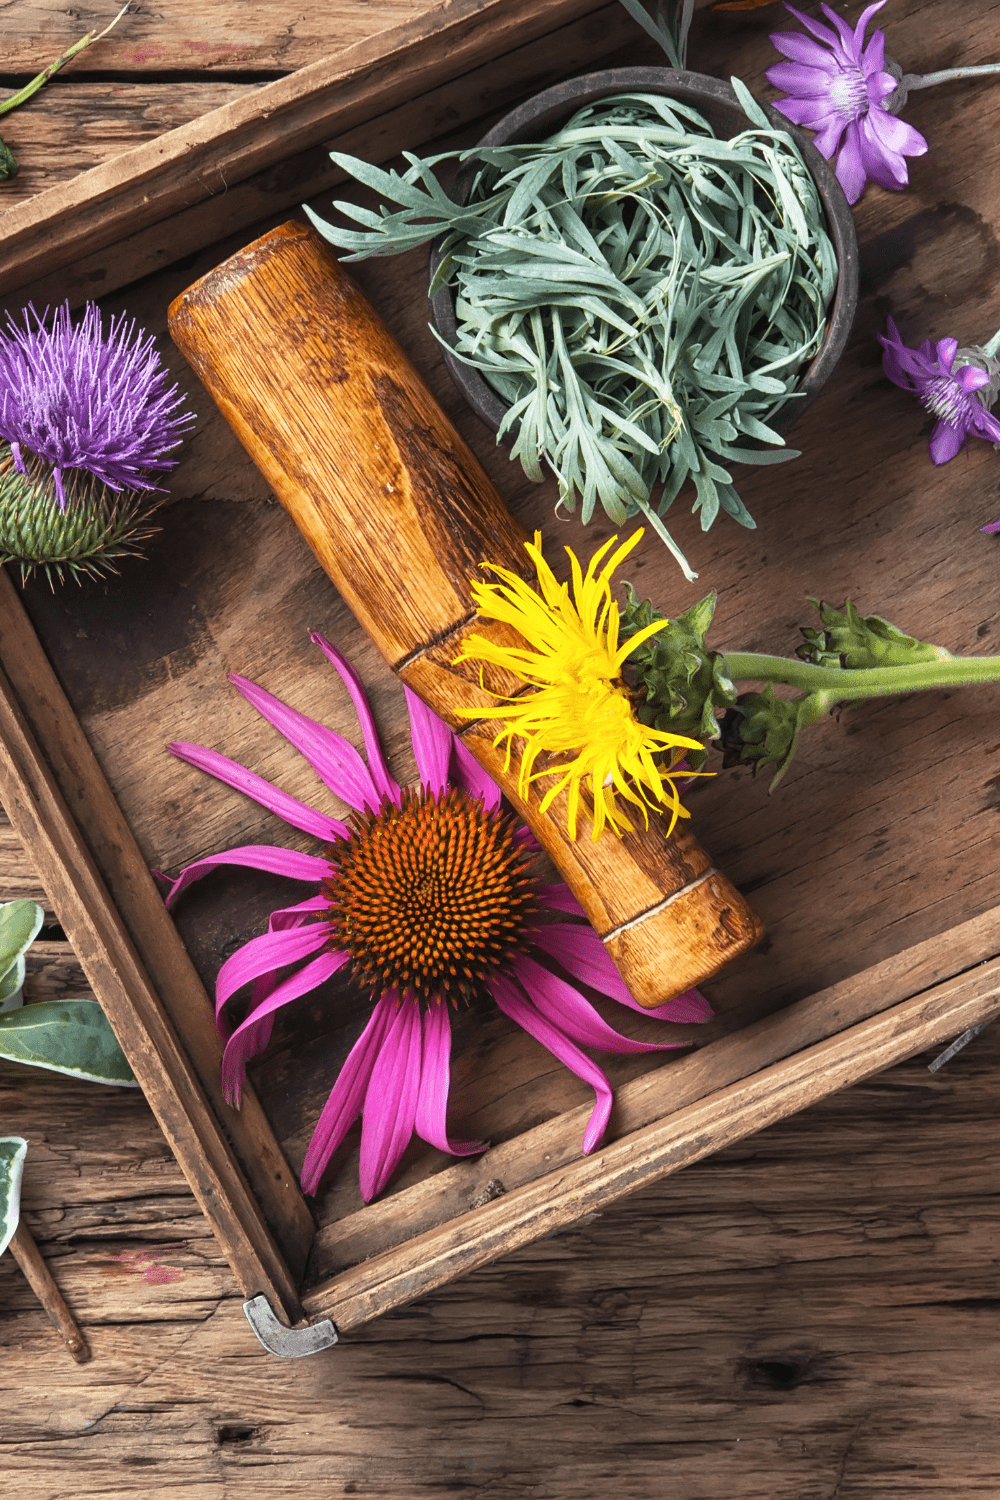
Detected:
left=0, top=1136, right=27, bottom=1258
left=0, top=1000, right=138, bottom=1086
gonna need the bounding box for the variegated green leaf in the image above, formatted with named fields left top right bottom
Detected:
left=0, top=1136, right=27, bottom=1257
left=0, top=900, right=44, bottom=1012
left=0, top=1000, right=137, bottom=1086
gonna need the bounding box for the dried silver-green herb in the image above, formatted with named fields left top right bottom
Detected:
left=306, top=81, right=836, bottom=578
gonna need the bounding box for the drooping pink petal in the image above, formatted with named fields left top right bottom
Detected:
left=535, top=882, right=587, bottom=918
left=299, top=993, right=398, bottom=1195
left=221, top=949, right=349, bottom=1105
left=528, top=923, right=713, bottom=1023
left=414, top=1002, right=485, bottom=1156
left=450, top=735, right=501, bottom=810
left=215, top=921, right=332, bottom=1016
left=489, top=971, right=613, bottom=1153
left=169, top=741, right=347, bottom=841
left=857, top=116, right=909, bottom=190
left=310, top=633, right=401, bottom=803
left=358, top=997, right=423, bottom=1201
left=163, top=844, right=332, bottom=907
left=510, top=953, right=686, bottom=1056
left=230, top=673, right=383, bottom=813
left=403, top=687, right=452, bottom=795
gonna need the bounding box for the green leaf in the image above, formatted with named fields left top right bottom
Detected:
left=307, top=87, right=832, bottom=572
left=0, top=900, right=44, bottom=1012
left=0, top=1000, right=138, bottom=1086
left=0, top=1136, right=27, bottom=1257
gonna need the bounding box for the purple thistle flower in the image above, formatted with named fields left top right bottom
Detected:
left=0, top=302, right=194, bottom=512
left=163, top=635, right=712, bottom=1203
left=879, top=317, right=1000, bottom=466
left=766, top=1, right=927, bottom=205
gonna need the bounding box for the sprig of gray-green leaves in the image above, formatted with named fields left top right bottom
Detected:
left=306, top=83, right=835, bottom=579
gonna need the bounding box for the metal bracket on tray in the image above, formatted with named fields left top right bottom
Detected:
left=243, top=1294, right=339, bottom=1357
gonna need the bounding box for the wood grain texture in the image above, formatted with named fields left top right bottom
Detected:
left=0, top=3, right=640, bottom=311
left=0, top=568, right=315, bottom=1277
left=0, top=0, right=435, bottom=74
left=0, top=0, right=609, bottom=298
left=8, top=1220, right=91, bottom=1362
left=0, top=654, right=304, bottom=1318
left=3, top=1025, right=1000, bottom=1495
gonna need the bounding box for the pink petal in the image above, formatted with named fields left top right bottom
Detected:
left=358, top=997, right=423, bottom=1201
left=230, top=673, right=383, bottom=813
left=450, top=735, right=501, bottom=810
left=215, top=921, right=332, bottom=1015
left=221, top=948, right=349, bottom=1105
left=403, top=687, right=453, bottom=795
left=528, top=923, right=713, bottom=1023
left=511, top=952, right=686, bottom=1056
left=414, top=1002, right=485, bottom=1156
left=163, top=844, right=332, bottom=908
left=169, top=742, right=347, bottom=842
left=766, top=60, right=836, bottom=97
left=935, top=337, right=959, bottom=373
left=489, top=971, right=613, bottom=1153
left=299, top=993, right=398, bottom=1195
left=535, top=882, right=587, bottom=918
left=310, top=633, right=401, bottom=802
left=781, top=4, right=842, bottom=51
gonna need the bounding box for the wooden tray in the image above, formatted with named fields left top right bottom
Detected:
left=2, top=0, right=1000, bottom=1343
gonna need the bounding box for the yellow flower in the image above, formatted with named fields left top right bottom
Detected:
left=454, top=529, right=705, bottom=841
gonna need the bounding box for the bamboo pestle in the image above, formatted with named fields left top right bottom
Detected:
left=168, top=221, right=764, bottom=1007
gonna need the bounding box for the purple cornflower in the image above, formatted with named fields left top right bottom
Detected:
left=766, top=1, right=927, bottom=205
left=879, top=317, right=1000, bottom=466
left=163, top=634, right=712, bottom=1203
left=0, top=302, right=194, bottom=510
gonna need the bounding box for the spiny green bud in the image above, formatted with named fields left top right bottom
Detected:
left=619, top=585, right=736, bottom=755
left=0, top=447, right=159, bottom=587
left=722, top=685, right=823, bottom=789
left=797, top=599, right=951, bottom=669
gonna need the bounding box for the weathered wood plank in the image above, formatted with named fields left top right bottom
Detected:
left=0, top=0, right=610, bottom=296
left=3, top=1028, right=1000, bottom=1494
left=0, top=0, right=434, bottom=74
left=0, top=650, right=305, bottom=1317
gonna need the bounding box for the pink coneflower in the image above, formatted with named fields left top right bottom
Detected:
left=163, top=635, right=712, bottom=1202
left=0, top=302, right=194, bottom=510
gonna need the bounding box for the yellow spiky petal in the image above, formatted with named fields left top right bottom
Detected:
left=453, top=529, right=705, bottom=841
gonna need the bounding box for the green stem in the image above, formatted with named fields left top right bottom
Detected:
left=0, top=2, right=130, bottom=121
left=902, top=63, right=1000, bottom=91
left=722, top=650, right=1000, bottom=701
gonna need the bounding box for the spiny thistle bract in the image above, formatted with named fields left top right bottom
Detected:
left=0, top=301, right=194, bottom=584
left=0, top=448, right=160, bottom=586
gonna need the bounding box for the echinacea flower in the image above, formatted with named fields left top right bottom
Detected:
left=0, top=302, right=194, bottom=510
left=453, top=529, right=705, bottom=842
left=879, top=317, right=1000, bottom=466
left=163, top=634, right=712, bottom=1202
left=766, top=1, right=927, bottom=204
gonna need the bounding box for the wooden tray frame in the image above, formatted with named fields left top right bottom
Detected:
left=2, top=0, right=1000, bottom=1343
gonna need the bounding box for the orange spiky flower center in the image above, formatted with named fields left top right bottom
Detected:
left=322, top=785, right=538, bottom=1004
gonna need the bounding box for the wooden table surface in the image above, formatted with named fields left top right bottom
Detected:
left=2, top=2, right=999, bottom=1495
